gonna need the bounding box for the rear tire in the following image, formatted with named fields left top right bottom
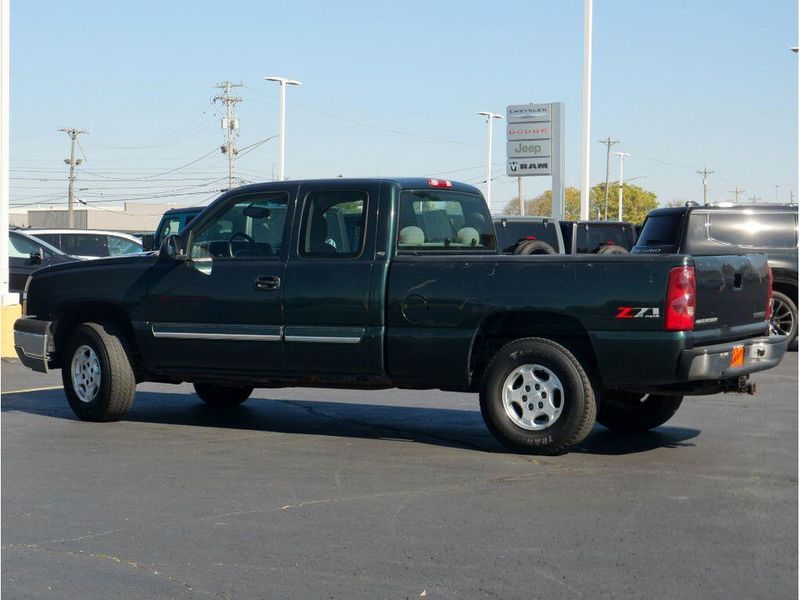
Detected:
left=194, top=383, right=253, bottom=407
left=596, top=244, right=629, bottom=255
left=479, top=338, right=596, bottom=455
left=770, top=290, right=797, bottom=350
left=62, top=322, right=136, bottom=422
left=596, top=392, right=683, bottom=433
left=513, top=240, right=557, bottom=255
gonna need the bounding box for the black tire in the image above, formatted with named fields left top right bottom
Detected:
left=770, top=290, right=798, bottom=350
left=479, top=337, right=596, bottom=455
left=62, top=322, right=136, bottom=422
left=194, top=383, right=253, bottom=407
left=596, top=244, right=629, bottom=255
left=513, top=240, right=557, bottom=255
left=596, top=392, right=683, bottom=433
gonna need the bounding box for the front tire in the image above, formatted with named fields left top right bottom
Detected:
left=480, top=338, right=596, bottom=455
left=596, top=392, right=683, bottom=433
left=194, top=383, right=253, bottom=407
left=62, top=322, right=136, bottom=421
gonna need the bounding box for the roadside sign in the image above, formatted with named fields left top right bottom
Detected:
left=505, top=101, right=565, bottom=219
left=506, top=103, right=551, bottom=123
left=507, top=140, right=551, bottom=159
left=507, top=159, right=552, bottom=176
left=506, top=122, right=551, bottom=141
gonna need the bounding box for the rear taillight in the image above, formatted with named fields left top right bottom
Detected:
left=766, top=266, right=773, bottom=320
left=664, top=265, right=696, bottom=331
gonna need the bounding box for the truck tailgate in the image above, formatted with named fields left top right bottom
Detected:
left=693, top=254, right=771, bottom=330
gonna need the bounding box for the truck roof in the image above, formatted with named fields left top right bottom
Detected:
left=648, top=204, right=798, bottom=217
left=221, top=177, right=483, bottom=196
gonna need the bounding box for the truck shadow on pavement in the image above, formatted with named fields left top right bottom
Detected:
left=1, top=390, right=700, bottom=456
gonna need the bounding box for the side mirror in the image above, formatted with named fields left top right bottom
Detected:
left=159, top=234, right=187, bottom=261
left=141, top=234, right=155, bottom=251
left=29, top=249, right=43, bottom=265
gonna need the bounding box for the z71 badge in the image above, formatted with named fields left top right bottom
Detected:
left=616, top=307, right=660, bottom=319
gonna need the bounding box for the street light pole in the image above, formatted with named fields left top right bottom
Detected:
left=478, top=111, right=503, bottom=213
left=264, top=76, right=301, bottom=181
left=613, top=152, right=630, bottom=221
left=579, top=0, right=593, bottom=220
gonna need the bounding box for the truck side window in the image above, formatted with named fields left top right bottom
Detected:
left=707, top=211, right=798, bottom=249
left=189, top=192, right=289, bottom=259
left=299, top=190, right=367, bottom=258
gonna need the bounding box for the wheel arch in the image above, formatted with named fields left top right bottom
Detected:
left=468, top=311, right=597, bottom=389
left=52, top=301, right=141, bottom=371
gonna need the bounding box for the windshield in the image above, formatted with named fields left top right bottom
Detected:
left=632, top=214, right=683, bottom=253
left=397, top=190, right=496, bottom=252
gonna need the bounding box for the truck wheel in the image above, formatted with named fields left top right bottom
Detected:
left=596, top=392, right=683, bottom=433
left=513, top=240, right=557, bottom=255
left=194, top=383, right=253, bottom=407
left=480, top=338, right=596, bottom=455
left=62, top=322, right=136, bottom=422
left=770, top=290, right=797, bottom=349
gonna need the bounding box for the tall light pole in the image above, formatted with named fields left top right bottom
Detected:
left=0, top=0, right=12, bottom=303
left=264, top=76, right=301, bottom=181
left=613, top=152, right=630, bottom=221
left=477, top=111, right=503, bottom=213
left=579, top=0, right=593, bottom=220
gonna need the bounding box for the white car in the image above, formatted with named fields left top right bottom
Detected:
left=25, top=229, right=143, bottom=260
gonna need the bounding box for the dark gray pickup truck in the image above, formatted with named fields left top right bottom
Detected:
left=13, top=178, right=788, bottom=454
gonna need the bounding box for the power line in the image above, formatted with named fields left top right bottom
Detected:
left=729, top=186, right=745, bottom=202
left=76, top=146, right=219, bottom=181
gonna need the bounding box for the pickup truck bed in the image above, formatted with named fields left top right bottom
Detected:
left=14, top=178, right=788, bottom=455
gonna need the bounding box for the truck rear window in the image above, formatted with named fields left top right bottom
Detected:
left=633, top=214, right=683, bottom=253
left=494, top=220, right=560, bottom=253
left=397, top=190, right=496, bottom=252
left=575, top=224, right=634, bottom=253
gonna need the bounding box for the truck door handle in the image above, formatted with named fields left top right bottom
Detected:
left=254, top=275, right=281, bottom=290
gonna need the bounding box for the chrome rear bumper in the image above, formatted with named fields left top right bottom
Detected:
left=679, top=335, right=788, bottom=381
left=13, top=318, right=53, bottom=374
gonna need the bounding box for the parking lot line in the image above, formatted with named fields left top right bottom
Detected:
left=4, top=385, right=63, bottom=394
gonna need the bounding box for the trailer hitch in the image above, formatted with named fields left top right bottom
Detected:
left=722, top=375, right=756, bottom=395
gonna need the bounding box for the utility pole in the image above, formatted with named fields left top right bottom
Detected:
left=729, top=186, right=745, bottom=203
left=477, top=111, right=503, bottom=213
left=696, top=166, right=714, bottom=205
left=775, top=185, right=780, bottom=203
left=790, top=190, right=795, bottom=204
left=613, top=152, right=629, bottom=222
left=59, top=128, right=87, bottom=228
left=214, top=81, right=243, bottom=190
left=598, top=137, right=619, bottom=219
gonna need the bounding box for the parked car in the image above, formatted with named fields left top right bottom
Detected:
left=633, top=203, right=798, bottom=347
left=13, top=178, right=787, bottom=455
left=493, top=216, right=565, bottom=254
left=560, top=221, right=638, bottom=254
left=27, top=229, right=143, bottom=260
left=8, top=230, right=78, bottom=293
left=145, top=206, right=204, bottom=251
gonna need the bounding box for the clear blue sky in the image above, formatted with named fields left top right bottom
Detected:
left=9, top=0, right=799, bottom=214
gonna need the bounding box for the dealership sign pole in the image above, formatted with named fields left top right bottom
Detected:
left=506, top=102, right=565, bottom=219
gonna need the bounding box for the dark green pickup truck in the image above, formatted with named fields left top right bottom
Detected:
left=13, top=178, right=788, bottom=454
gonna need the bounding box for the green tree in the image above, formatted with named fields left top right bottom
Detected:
left=505, top=183, right=658, bottom=224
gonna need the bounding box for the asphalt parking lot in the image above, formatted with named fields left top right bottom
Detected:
left=2, top=357, right=797, bottom=600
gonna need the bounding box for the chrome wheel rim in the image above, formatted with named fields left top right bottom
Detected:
left=71, top=345, right=101, bottom=403
left=502, top=364, right=564, bottom=431
left=770, top=297, right=795, bottom=337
